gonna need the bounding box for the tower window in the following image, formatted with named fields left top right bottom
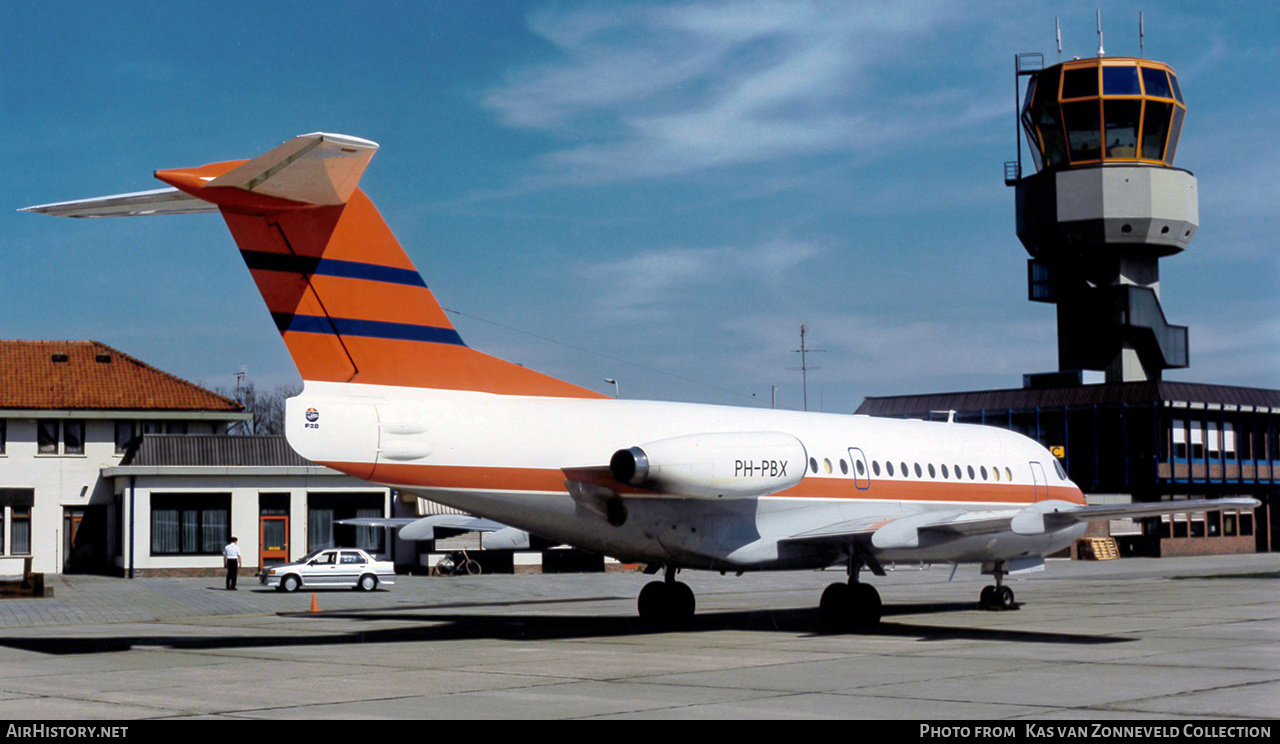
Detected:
left=1103, top=65, right=1141, bottom=96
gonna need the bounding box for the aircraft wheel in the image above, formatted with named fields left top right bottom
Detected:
left=979, top=585, right=995, bottom=608
left=638, top=581, right=672, bottom=626
left=669, top=581, right=696, bottom=624
left=998, top=586, right=1016, bottom=610
left=819, top=583, right=854, bottom=631
left=852, top=583, right=882, bottom=629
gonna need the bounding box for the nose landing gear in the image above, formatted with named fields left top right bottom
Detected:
left=979, top=562, right=1017, bottom=610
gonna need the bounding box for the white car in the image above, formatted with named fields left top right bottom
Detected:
left=261, top=548, right=396, bottom=592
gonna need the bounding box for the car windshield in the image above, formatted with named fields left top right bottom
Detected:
left=297, top=549, right=328, bottom=564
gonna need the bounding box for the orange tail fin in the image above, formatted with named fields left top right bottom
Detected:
left=27, top=133, right=602, bottom=398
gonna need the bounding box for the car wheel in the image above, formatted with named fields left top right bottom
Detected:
left=358, top=574, right=378, bottom=592
left=282, top=575, right=301, bottom=593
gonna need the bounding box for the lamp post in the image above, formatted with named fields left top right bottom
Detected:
left=605, top=378, right=620, bottom=398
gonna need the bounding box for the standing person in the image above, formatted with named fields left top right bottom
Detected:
left=223, top=537, right=242, bottom=590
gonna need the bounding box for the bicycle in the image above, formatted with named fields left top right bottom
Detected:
left=432, top=550, right=482, bottom=577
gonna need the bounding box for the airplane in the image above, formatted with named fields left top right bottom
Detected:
left=336, top=514, right=533, bottom=549
left=23, top=132, right=1260, bottom=630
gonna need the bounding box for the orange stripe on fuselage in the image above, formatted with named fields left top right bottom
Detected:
left=325, top=461, right=1085, bottom=505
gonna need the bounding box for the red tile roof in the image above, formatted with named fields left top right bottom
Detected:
left=0, top=340, right=242, bottom=412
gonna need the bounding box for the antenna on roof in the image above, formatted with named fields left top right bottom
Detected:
left=1139, top=11, right=1145, bottom=58
left=1056, top=17, right=1062, bottom=61
left=1096, top=9, right=1105, bottom=57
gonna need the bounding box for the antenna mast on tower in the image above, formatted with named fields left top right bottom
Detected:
left=790, top=324, right=824, bottom=412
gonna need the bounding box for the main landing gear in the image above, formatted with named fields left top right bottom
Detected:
left=978, top=562, right=1017, bottom=610
left=819, top=554, right=882, bottom=632
left=637, top=566, right=696, bottom=627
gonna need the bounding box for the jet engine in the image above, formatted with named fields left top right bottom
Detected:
left=609, top=431, right=806, bottom=498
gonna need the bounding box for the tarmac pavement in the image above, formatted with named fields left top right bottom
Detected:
left=0, top=554, right=1275, bottom=719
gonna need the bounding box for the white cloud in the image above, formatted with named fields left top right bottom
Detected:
left=484, top=1, right=991, bottom=183
left=579, top=238, right=824, bottom=320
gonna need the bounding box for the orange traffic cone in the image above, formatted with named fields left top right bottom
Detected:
left=309, top=593, right=319, bottom=613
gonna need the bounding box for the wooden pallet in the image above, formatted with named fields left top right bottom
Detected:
left=1079, top=537, right=1119, bottom=561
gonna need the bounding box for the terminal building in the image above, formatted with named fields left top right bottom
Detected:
left=0, top=340, right=394, bottom=577
left=858, top=53, right=1276, bottom=557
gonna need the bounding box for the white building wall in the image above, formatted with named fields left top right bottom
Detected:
left=1, top=415, right=235, bottom=575
left=113, top=473, right=392, bottom=575
left=0, top=419, right=122, bottom=574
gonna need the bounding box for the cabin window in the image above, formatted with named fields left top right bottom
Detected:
left=855, top=459, right=865, bottom=476
left=823, top=458, right=833, bottom=475
left=992, top=467, right=1000, bottom=482
left=967, top=465, right=976, bottom=480
left=913, top=463, right=923, bottom=478
left=1006, top=467, right=1014, bottom=482
left=886, top=462, right=895, bottom=477
left=872, top=461, right=881, bottom=476
left=809, top=458, right=818, bottom=474
left=900, top=462, right=909, bottom=478
left=941, top=464, right=950, bottom=479
left=927, top=463, right=936, bottom=478
left=980, top=466, right=988, bottom=481
left=954, top=464, right=963, bottom=479
left=839, top=459, right=848, bottom=475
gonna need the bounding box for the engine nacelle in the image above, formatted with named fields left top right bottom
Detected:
left=609, top=431, right=807, bottom=499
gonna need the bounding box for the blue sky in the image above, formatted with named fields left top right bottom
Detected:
left=4, top=1, right=1277, bottom=412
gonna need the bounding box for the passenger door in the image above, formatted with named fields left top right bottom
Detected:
left=847, top=448, right=871, bottom=490
left=1030, top=461, right=1047, bottom=502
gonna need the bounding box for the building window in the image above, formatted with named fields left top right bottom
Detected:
left=1172, top=420, right=1187, bottom=459
left=64, top=420, right=85, bottom=455
left=1240, top=511, right=1254, bottom=536
left=115, top=422, right=136, bottom=454
left=0, top=420, right=6, bottom=455
left=12, top=508, right=31, bottom=555
left=1223, top=512, right=1237, bottom=537
left=1190, top=422, right=1204, bottom=460
left=307, top=493, right=385, bottom=554
left=38, top=421, right=59, bottom=454
left=151, top=494, right=231, bottom=555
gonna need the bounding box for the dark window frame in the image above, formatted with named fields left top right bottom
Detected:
left=37, top=420, right=59, bottom=455
left=63, top=420, right=85, bottom=455
left=11, top=507, right=31, bottom=555
left=150, top=494, right=231, bottom=556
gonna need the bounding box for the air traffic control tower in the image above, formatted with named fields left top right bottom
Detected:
left=1009, top=54, right=1194, bottom=383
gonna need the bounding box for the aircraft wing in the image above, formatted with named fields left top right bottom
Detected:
left=336, top=514, right=510, bottom=541
left=782, top=497, right=1261, bottom=551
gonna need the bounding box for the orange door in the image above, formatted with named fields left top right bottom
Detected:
left=260, top=516, right=289, bottom=567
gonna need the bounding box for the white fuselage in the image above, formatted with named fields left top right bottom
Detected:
left=286, top=381, right=1087, bottom=571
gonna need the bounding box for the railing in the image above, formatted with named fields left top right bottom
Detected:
left=1004, top=160, right=1021, bottom=186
